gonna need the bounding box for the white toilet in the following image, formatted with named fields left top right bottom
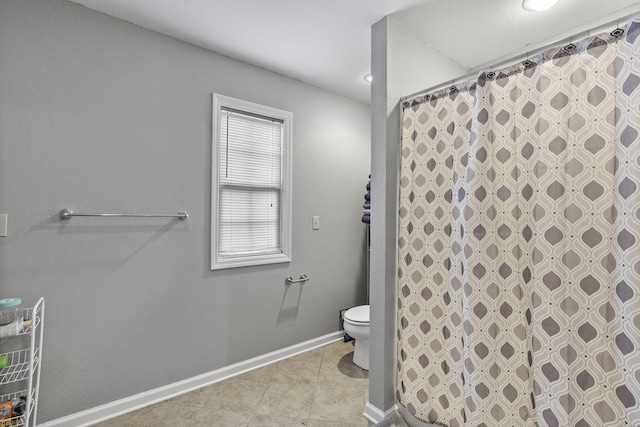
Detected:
left=343, top=305, right=370, bottom=370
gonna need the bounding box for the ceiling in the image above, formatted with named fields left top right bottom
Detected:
left=68, top=0, right=640, bottom=104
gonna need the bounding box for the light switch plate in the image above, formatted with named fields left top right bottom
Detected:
left=312, top=216, right=320, bottom=230
left=0, top=215, right=7, bottom=237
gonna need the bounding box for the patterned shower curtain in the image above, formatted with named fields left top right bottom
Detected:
left=397, top=17, right=640, bottom=427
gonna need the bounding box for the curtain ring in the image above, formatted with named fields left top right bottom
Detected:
left=611, top=19, right=625, bottom=38
left=486, top=65, right=496, bottom=79
left=611, top=27, right=625, bottom=38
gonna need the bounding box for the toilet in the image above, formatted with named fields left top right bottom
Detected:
left=343, top=305, right=370, bottom=370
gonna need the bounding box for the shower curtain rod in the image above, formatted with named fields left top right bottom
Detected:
left=400, top=7, right=640, bottom=103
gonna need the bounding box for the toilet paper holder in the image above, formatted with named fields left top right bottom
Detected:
left=285, top=274, right=309, bottom=284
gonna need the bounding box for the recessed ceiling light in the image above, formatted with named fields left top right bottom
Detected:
left=523, top=0, right=559, bottom=11
left=363, top=73, right=373, bottom=83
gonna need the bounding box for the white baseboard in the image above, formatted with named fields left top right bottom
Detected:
left=38, top=331, right=344, bottom=427
left=363, top=401, right=388, bottom=424
left=364, top=403, right=438, bottom=427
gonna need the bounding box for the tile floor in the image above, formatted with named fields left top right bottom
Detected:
left=93, top=340, right=370, bottom=427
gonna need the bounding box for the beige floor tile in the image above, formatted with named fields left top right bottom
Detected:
left=167, top=385, right=219, bottom=408
left=254, top=382, right=316, bottom=418
left=236, top=363, right=277, bottom=383
left=309, top=386, right=366, bottom=425
left=90, top=340, right=371, bottom=427
left=201, top=377, right=269, bottom=412
left=190, top=408, right=251, bottom=427
left=317, top=358, right=368, bottom=389
left=247, top=414, right=308, bottom=426
left=306, top=419, right=369, bottom=427
left=126, top=400, right=196, bottom=426
left=287, top=346, right=325, bottom=363
left=335, top=354, right=368, bottom=380
left=321, top=341, right=356, bottom=364
left=273, top=357, right=321, bottom=384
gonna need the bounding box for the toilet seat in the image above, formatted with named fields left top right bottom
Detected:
left=344, top=305, right=369, bottom=325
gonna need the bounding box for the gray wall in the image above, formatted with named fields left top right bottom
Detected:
left=369, top=16, right=398, bottom=415
left=0, top=0, right=371, bottom=422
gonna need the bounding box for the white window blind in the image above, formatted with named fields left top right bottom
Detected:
left=219, top=108, right=283, bottom=256
left=211, top=94, right=292, bottom=270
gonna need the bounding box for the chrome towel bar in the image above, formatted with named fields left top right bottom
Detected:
left=59, top=209, right=188, bottom=220
left=285, top=274, right=309, bottom=284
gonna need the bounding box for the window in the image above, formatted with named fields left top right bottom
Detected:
left=211, top=94, right=292, bottom=270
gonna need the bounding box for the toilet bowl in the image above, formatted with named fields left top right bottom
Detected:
left=343, top=305, right=370, bottom=370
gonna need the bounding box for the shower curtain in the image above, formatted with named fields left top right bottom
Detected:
left=397, top=17, right=640, bottom=427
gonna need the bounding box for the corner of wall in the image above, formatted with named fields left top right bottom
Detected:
left=369, top=15, right=399, bottom=414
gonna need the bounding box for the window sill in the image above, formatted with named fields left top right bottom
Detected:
left=211, top=252, right=291, bottom=270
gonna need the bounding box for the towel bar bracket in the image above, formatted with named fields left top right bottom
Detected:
left=285, top=274, right=309, bottom=284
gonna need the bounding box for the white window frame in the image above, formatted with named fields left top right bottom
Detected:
left=211, top=94, right=292, bottom=270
